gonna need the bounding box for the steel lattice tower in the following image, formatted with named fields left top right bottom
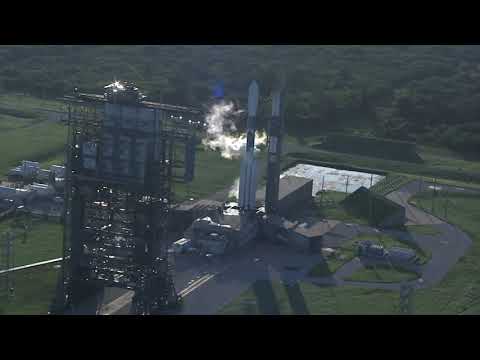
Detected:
left=54, top=85, right=199, bottom=315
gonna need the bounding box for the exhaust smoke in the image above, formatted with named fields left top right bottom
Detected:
left=202, top=100, right=266, bottom=159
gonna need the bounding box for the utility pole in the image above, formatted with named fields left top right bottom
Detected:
left=444, top=186, right=448, bottom=220
left=320, top=175, right=325, bottom=209
left=369, top=193, right=374, bottom=226
left=431, top=178, right=437, bottom=214
left=1, top=231, right=16, bottom=300
left=399, top=282, right=414, bottom=314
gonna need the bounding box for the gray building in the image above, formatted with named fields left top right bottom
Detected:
left=342, top=186, right=406, bottom=228
left=257, top=176, right=313, bottom=218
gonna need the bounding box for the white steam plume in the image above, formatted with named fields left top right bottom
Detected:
left=228, top=177, right=241, bottom=199
left=202, top=100, right=267, bottom=160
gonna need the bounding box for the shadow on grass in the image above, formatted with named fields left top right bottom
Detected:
left=308, top=259, right=334, bottom=277
left=252, top=280, right=280, bottom=315
left=284, top=282, right=310, bottom=315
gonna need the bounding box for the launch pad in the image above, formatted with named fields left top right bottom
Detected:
left=57, top=78, right=316, bottom=315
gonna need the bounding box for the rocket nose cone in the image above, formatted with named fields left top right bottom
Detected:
left=248, top=81, right=259, bottom=117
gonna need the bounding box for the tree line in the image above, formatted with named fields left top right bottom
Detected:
left=0, top=45, right=479, bottom=156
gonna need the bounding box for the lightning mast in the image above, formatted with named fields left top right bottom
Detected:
left=265, top=87, right=285, bottom=215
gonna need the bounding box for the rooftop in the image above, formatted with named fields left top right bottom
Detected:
left=256, top=176, right=313, bottom=202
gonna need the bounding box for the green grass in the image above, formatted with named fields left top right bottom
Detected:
left=418, top=144, right=480, bottom=176
left=354, top=232, right=430, bottom=264
left=0, top=219, right=63, bottom=267
left=353, top=233, right=406, bottom=250
left=173, top=144, right=269, bottom=203
left=0, top=113, right=39, bottom=131
left=0, top=121, right=67, bottom=174
left=283, top=135, right=480, bottom=187
left=309, top=230, right=428, bottom=280
left=173, top=146, right=242, bottom=202
left=409, top=191, right=480, bottom=314
left=0, top=265, right=60, bottom=315
left=344, top=264, right=419, bottom=283
left=312, top=132, right=423, bottom=163
left=309, top=233, right=407, bottom=277
left=219, top=280, right=400, bottom=315
left=308, top=258, right=346, bottom=277
left=314, top=191, right=369, bottom=225
left=406, top=225, right=442, bottom=236
left=0, top=94, right=67, bottom=178
left=0, top=93, right=62, bottom=113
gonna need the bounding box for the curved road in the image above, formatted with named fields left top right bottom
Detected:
left=308, top=180, right=473, bottom=291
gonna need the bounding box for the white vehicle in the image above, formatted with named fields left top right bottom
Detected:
left=171, top=238, right=192, bottom=254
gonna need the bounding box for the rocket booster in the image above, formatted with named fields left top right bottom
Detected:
left=238, top=81, right=259, bottom=211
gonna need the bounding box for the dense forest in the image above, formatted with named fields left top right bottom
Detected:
left=1, top=45, right=480, bottom=156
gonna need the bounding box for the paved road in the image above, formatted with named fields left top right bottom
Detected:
left=307, top=180, right=474, bottom=291
left=100, top=242, right=328, bottom=315
left=387, top=180, right=442, bottom=225
left=385, top=180, right=473, bottom=287
left=97, top=179, right=475, bottom=315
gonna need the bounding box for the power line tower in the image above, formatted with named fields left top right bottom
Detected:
left=54, top=81, right=200, bottom=315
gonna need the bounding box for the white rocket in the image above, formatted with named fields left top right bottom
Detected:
left=238, top=81, right=259, bottom=212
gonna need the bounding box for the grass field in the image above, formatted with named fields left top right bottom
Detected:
left=344, top=264, right=419, bottom=283
left=310, top=193, right=430, bottom=277
left=0, top=94, right=64, bottom=315
left=312, top=132, right=423, bottom=163
left=219, top=280, right=400, bottom=315
left=0, top=93, right=62, bottom=112
left=173, top=144, right=270, bottom=203
left=0, top=265, right=59, bottom=315
left=409, top=191, right=480, bottom=314
left=0, top=94, right=66, bottom=178
left=314, top=191, right=369, bottom=225
left=308, top=231, right=425, bottom=278
left=406, top=225, right=442, bottom=236
left=418, top=144, right=480, bottom=176
left=0, top=122, right=67, bottom=176
left=353, top=231, right=430, bottom=265
left=0, top=219, right=63, bottom=267
left=283, top=135, right=480, bottom=187
left=308, top=258, right=346, bottom=277
left=173, top=146, right=242, bottom=202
